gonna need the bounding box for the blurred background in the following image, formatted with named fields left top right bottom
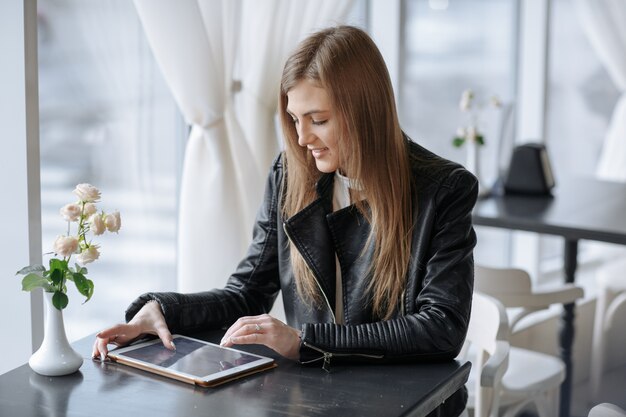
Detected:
left=33, top=0, right=617, bottom=341
left=3, top=1, right=624, bottom=415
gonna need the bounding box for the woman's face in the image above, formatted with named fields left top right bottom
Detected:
left=286, top=79, right=340, bottom=173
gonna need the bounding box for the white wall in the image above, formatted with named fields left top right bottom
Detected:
left=0, top=0, right=43, bottom=375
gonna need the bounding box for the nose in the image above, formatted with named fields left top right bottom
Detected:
left=297, top=124, right=314, bottom=147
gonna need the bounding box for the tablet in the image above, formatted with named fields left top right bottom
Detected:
left=108, top=334, right=276, bottom=387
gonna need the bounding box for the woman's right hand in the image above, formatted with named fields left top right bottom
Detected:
left=92, top=300, right=176, bottom=361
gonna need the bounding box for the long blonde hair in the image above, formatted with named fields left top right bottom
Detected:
left=279, top=26, right=413, bottom=320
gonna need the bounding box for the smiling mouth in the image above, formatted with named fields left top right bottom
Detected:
left=309, top=147, right=329, bottom=158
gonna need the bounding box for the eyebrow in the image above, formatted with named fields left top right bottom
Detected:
left=286, top=109, right=329, bottom=118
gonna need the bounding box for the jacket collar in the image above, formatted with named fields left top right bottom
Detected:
left=283, top=192, right=336, bottom=310
left=283, top=172, right=336, bottom=311
left=316, top=172, right=334, bottom=203
left=283, top=172, right=372, bottom=321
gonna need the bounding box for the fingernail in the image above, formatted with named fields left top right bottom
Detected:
left=230, top=336, right=236, bottom=343
left=100, top=353, right=106, bottom=362
left=170, top=341, right=176, bottom=351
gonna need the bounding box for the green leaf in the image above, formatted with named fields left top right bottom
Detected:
left=475, top=135, right=485, bottom=146
left=74, top=263, right=88, bottom=275
left=21, top=273, right=53, bottom=292
left=452, top=137, right=465, bottom=147
left=49, top=258, right=67, bottom=271
left=16, top=264, right=46, bottom=275
left=50, top=268, right=64, bottom=286
left=48, top=258, right=69, bottom=287
left=73, top=272, right=85, bottom=286
left=83, top=280, right=94, bottom=304
left=52, top=291, right=69, bottom=310
left=73, top=272, right=94, bottom=303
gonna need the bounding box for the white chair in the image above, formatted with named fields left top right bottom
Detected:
left=461, top=292, right=510, bottom=417
left=462, top=291, right=576, bottom=417
left=473, top=265, right=584, bottom=416
left=590, top=258, right=626, bottom=403
left=474, top=265, right=584, bottom=333
left=589, top=403, right=626, bottom=417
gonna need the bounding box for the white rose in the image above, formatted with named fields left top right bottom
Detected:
left=459, top=89, right=473, bottom=112
left=89, top=214, right=106, bottom=236
left=77, top=245, right=100, bottom=264
left=73, top=183, right=101, bottom=203
left=60, top=203, right=82, bottom=222
left=83, top=203, right=97, bottom=217
left=456, top=127, right=466, bottom=138
left=104, top=211, right=121, bottom=233
left=53, top=235, right=79, bottom=258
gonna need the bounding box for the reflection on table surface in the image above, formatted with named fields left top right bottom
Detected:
left=0, top=331, right=470, bottom=417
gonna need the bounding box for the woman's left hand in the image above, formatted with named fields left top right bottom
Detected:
left=220, top=314, right=301, bottom=360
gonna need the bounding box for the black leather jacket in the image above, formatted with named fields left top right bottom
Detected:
left=126, top=139, right=477, bottom=414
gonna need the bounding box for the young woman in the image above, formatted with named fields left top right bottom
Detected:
left=94, top=25, right=477, bottom=416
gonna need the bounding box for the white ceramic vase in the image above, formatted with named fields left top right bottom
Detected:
left=466, top=140, right=488, bottom=197
left=29, top=292, right=83, bottom=376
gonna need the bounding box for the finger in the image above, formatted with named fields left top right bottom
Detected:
left=97, top=332, right=137, bottom=348
left=92, top=338, right=102, bottom=359
left=220, top=319, right=250, bottom=345
left=227, top=332, right=262, bottom=347
left=221, top=315, right=268, bottom=344
left=93, top=323, right=141, bottom=360
left=220, top=324, right=243, bottom=346
left=154, top=325, right=176, bottom=350
left=221, top=321, right=263, bottom=346
left=224, top=321, right=269, bottom=345
left=93, top=337, right=109, bottom=360
left=96, top=324, right=130, bottom=340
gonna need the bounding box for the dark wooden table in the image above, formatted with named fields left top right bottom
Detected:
left=473, top=177, right=626, bottom=417
left=0, top=330, right=470, bottom=417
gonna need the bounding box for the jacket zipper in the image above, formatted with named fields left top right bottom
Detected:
left=284, top=222, right=385, bottom=371
left=302, top=341, right=385, bottom=372
left=282, top=222, right=336, bottom=323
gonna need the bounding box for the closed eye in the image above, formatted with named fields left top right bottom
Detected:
left=312, top=119, right=327, bottom=126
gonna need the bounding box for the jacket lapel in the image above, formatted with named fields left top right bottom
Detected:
left=327, top=205, right=371, bottom=271
left=284, top=172, right=377, bottom=324
left=283, top=173, right=336, bottom=311
left=327, top=204, right=374, bottom=324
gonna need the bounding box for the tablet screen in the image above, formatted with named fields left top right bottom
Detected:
left=121, top=337, right=259, bottom=377
left=110, top=335, right=275, bottom=385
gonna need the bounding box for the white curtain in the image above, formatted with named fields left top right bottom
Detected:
left=132, top=0, right=354, bottom=293
left=576, top=0, right=626, bottom=182
left=71, top=1, right=146, bottom=189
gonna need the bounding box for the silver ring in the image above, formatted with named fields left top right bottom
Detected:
left=255, top=323, right=262, bottom=332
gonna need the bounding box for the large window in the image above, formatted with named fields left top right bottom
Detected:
left=401, top=0, right=517, bottom=266
left=541, top=0, right=620, bottom=268
left=38, top=0, right=184, bottom=341
left=546, top=0, right=618, bottom=179
left=401, top=0, right=517, bottom=183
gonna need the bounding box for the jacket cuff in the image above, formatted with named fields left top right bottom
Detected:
left=298, top=323, right=324, bottom=365
left=124, top=292, right=180, bottom=333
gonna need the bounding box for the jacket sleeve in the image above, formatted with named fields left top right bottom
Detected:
left=125, top=156, right=284, bottom=334
left=299, top=168, right=478, bottom=365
